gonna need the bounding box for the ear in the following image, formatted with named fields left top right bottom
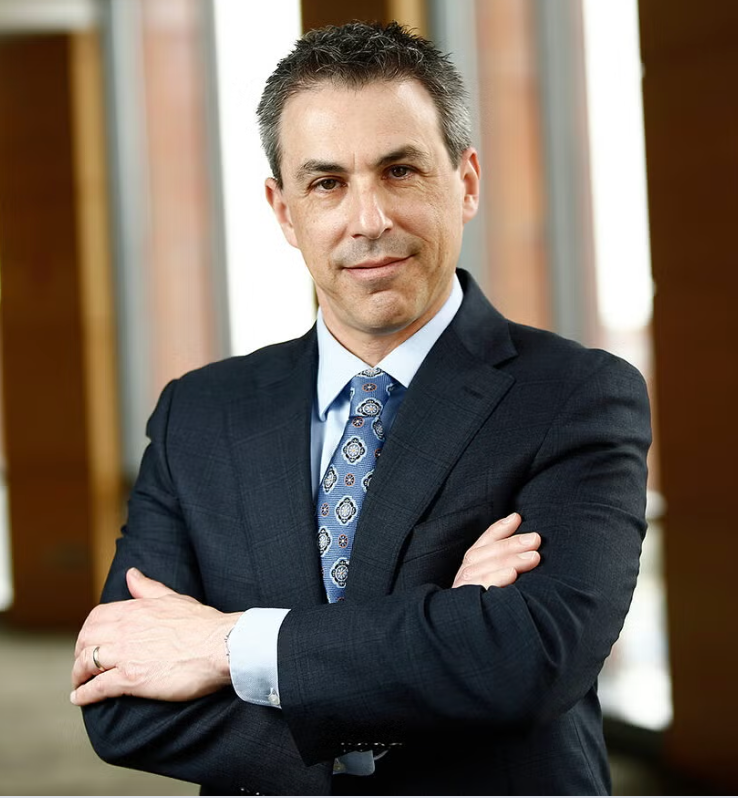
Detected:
left=265, top=177, right=299, bottom=249
left=459, top=148, right=481, bottom=224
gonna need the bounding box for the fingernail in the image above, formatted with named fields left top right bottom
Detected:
left=519, top=533, right=536, bottom=545
left=504, top=513, right=517, bottom=523
left=69, top=690, right=77, bottom=704
left=518, top=551, right=536, bottom=560
left=128, top=567, right=141, bottom=577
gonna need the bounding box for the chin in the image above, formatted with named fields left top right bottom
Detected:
left=360, top=298, right=414, bottom=328
left=362, top=311, right=422, bottom=338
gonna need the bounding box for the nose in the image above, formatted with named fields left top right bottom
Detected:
left=348, top=183, right=392, bottom=239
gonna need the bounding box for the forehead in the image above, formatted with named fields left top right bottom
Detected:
left=278, top=79, right=445, bottom=169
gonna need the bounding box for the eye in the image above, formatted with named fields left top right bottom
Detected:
left=388, top=165, right=413, bottom=179
left=314, top=178, right=341, bottom=192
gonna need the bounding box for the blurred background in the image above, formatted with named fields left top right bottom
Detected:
left=0, top=0, right=734, bottom=794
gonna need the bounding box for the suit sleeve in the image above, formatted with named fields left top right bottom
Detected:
left=277, top=354, right=652, bottom=765
left=81, top=380, right=331, bottom=796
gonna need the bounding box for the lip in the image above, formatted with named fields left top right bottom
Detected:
left=345, top=256, right=410, bottom=272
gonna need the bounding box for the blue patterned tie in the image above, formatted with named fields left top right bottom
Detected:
left=316, top=367, right=403, bottom=603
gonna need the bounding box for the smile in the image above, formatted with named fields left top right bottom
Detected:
left=345, top=256, right=411, bottom=277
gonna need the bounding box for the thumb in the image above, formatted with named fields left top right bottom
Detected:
left=126, top=567, right=176, bottom=599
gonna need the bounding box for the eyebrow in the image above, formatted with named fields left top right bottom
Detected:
left=295, top=160, right=345, bottom=183
left=294, top=145, right=433, bottom=183
left=375, top=146, right=432, bottom=170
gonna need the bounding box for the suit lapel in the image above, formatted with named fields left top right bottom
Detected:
left=223, top=272, right=517, bottom=607
left=345, top=273, right=518, bottom=600
left=226, top=330, right=326, bottom=608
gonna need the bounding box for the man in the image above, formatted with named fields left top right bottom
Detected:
left=71, top=21, right=650, bottom=796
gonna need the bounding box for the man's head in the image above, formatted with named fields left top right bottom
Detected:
left=260, top=22, right=480, bottom=362
left=257, top=21, right=472, bottom=188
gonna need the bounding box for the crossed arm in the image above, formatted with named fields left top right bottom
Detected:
left=71, top=353, right=649, bottom=789
left=70, top=513, right=541, bottom=706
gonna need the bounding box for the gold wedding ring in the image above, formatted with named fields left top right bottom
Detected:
left=92, top=646, right=105, bottom=673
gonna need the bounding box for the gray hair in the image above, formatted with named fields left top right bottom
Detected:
left=257, top=20, right=472, bottom=187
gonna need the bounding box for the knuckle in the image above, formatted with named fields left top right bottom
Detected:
left=117, top=661, right=136, bottom=682
left=512, top=534, right=530, bottom=549
left=87, top=605, right=103, bottom=625
left=118, top=660, right=145, bottom=686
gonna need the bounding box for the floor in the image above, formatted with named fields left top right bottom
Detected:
left=0, top=624, right=196, bottom=797
left=0, top=623, right=709, bottom=797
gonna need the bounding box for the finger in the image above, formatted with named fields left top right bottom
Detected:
left=453, top=546, right=541, bottom=589
left=463, top=531, right=540, bottom=568
left=126, top=567, right=177, bottom=599
left=453, top=566, right=518, bottom=589
left=503, top=531, right=541, bottom=556
left=466, top=513, right=522, bottom=552
left=513, top=551, right=541, bottom=574
left=71, top=645, right=112, bottom=689
left=74, top=614, right=98, bottom=659
left=74, top=626, right=87, bottom=659
left=70, top=668, right=123, bottom=707
left=462, top=538, right=541, bottom=574
left=74, top=602, right=124, bottom=658
left=512, top=548, right=540, bottom=573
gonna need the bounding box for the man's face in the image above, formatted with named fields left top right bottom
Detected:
left=266, top=79, right=480, bottom=349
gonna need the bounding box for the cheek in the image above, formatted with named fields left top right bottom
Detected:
left=403, top=190, right=455, bottom=239
left=293, top=221, right=348, bottom=288
left=297, top=209, right=343, bottom=255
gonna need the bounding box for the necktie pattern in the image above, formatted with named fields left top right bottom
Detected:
left=316, top=367, right=402, bottom=603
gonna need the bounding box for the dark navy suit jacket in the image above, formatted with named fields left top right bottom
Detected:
left=83, top=270, right=651, bottom=795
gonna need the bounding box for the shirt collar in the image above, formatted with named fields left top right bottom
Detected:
left=316, top=274, right=463, bottom=420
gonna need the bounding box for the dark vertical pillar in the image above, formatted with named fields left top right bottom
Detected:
left=0, top=36, right=95, bottom=626
left=640, top=1, right=738, bottom=790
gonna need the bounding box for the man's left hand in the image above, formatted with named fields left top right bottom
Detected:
left=70, top=568, right=241, bottom=706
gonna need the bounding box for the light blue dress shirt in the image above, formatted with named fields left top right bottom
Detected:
left=228, top=275, right=464, bottom=773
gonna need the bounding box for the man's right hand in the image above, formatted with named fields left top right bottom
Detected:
left=452, top=513, right=540, bottom=589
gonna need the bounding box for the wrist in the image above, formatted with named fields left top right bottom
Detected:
left=212, top=612, right=243, bottom=682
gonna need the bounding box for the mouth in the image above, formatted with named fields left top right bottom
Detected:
left=345, top=256, right=411, bottom=275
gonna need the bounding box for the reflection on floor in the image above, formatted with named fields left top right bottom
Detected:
left=0, top=623, right=709, bottom=797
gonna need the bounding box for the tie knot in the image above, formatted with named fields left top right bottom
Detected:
left=348, top=367, right=398, bottom=419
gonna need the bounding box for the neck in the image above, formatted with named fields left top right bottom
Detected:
left=326, top=327, right=412, bottom=367
left=320, top=283, right=454, bottom=366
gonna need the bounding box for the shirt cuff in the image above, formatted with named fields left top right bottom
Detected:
left=334, top=751, right=376, bottom=776
left=228, top=607, right=290, bottom=708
